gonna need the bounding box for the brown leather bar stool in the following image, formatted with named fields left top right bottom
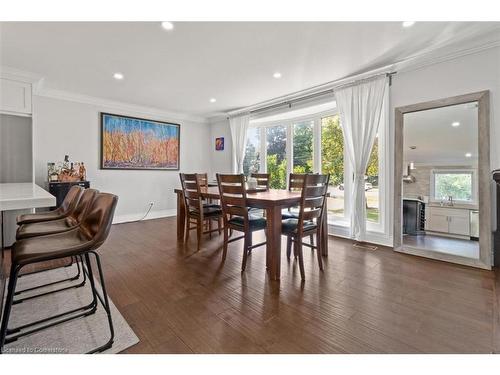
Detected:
left=13, top=189, right=99, bottom=303
left=16, top=185, right=83, bottom=225
left=16, top=188, right=98, bottom=240
left=0, top=192, right=119, bottom=354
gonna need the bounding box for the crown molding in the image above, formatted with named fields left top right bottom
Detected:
left=394, top=39, right=500, bottom=75
left=35, top=87, right=208, bottom=124
left=1, top=65, right=208, bottom=124
left=0, top=65, right=44, bottom=84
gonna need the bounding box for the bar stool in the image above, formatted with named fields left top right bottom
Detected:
left=16, top=188, right=98, bottom=240
left=16, top=185, right=83, bottom=225
left=0, top=192, right=119, bottom=354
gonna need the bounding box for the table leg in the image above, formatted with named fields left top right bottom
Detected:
left=176, top=192, right=186, bottom=241
left=266, top=205, right=282, bottom=281
left=321, top=208, right=328, bottom=257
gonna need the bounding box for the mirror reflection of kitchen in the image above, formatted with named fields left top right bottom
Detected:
left=402, top=101, right=479, bottom=259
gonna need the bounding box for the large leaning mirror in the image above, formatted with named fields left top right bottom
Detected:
left=394, top=91, right=491, bottom=269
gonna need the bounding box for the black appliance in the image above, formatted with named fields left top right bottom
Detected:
left=403, top=199, right=426, bottom=235
left=493, top=170, right=500, bottom=266
left=48, top=181, right=90, bottom=209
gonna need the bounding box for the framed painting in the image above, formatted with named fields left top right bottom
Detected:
left=100, top=113, right=180, bottom=170
left=215, top=137, right=224, bottom=151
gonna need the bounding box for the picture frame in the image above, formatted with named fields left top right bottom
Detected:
left=215, top=137, right=224, bottom=151
left=100, top=112, right=180, bottom=170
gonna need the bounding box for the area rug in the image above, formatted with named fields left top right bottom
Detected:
left=2, top=263, right=139, bottom=354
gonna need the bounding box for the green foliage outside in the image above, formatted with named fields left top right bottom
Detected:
left=321, top=116, right=344, bottom=186
left=434, top=173, right=472, bottom=201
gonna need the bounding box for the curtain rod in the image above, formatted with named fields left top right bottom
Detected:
left=227, top=71, right=396, bottom=119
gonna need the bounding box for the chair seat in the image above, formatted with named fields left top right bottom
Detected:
left=16, top=211, right=65, bottom=225
left=189, top=205, right=222, bottom=217
left=281, top=208, right=300, bottom=219
left=281, top=218, right=317, bottom=235
left=229, top=215, right=267, bottom=231
left=12, top=228, right=91, bottom=266
left=16, top=217, right=78, bottom=240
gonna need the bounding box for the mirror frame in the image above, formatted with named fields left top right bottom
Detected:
left=394, top=91, right=491, bottom=269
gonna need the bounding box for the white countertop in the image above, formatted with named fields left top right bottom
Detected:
left=0, top=183, right=56, bottom=211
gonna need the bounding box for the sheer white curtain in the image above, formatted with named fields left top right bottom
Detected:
left=335, top=76, right=388, bottom=241
left=229, top=114, right=250, bottom=173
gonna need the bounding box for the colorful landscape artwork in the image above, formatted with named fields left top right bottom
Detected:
left=101, top=113, right=180, bottom=170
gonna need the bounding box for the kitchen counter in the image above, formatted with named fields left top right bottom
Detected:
left=427, top=202, right=479, bottom=210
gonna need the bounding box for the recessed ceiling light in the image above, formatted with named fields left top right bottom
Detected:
left=402, top=21, right=415, bottom=28
left=465, top=152, right=472, bottom=158
left=451, top=121, right=460, bottom=127
left=209, top=98, right=216, bottom=103
left=113, top=72, right=124, bottom=80
left=161, top=21, right=174, bottom=31
left=273, top=72, right=282, bottom=79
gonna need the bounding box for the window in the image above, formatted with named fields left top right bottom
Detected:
left=266, top=125, right=287, bottom=189
left=243, top=127, right=260, bottom=176
left=365, top=136, right=379, bottom=223
left=242, top=99, right=388, bottom=240
left=431, top=170, right=475, bottom=203
left=293, top=120, right=314, bottom=173
left=321, top=115, right=345, bottom=219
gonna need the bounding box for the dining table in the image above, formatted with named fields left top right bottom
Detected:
left=174, top=186, right=329, bottom=281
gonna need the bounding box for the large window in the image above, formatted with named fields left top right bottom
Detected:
left=321, top=115, right=345, bottom=219
left=243, top=127, right=260, bottom=176
left=243, top=102, right=386, bottom=237
left=266, top=125, right=287, bottom=189
left=431, top=170, right=475, bottom=203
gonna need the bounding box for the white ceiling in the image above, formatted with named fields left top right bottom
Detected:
left=1, top=22, right=499, bottom=118
left=403, top=102, right=478, bottom=165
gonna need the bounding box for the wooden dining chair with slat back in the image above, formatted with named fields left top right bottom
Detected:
left=282, top=173, right=314, bottom=245
left=180, top=173, right=222, bottom=250
left=281, top=173, right=330, bottom=280
left=250, top=173, right=270, bottom=190
left=216, top=174, right=267, bottom=271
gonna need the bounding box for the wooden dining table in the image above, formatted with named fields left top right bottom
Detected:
left=174, top=186, right=329, bottom=281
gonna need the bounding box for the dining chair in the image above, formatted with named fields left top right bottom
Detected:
left=250, top=173, right=270, bottom=190
left=282, top=173, right=330, bottom=280
left=216, top=174, right=267, bottom=271
left=180, top=173, right=222, bottom=250
left=282, top=173, right=314, bottom=245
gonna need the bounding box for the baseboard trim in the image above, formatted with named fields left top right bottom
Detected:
left=113, top=209, right=177, bottom=224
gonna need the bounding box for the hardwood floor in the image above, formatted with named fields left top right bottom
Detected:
left=3, top=216, right=500, bottom=353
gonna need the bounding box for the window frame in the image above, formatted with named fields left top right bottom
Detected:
left=430, top=169, right=477, bottom=205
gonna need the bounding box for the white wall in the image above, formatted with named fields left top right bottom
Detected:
left=33, top=95, right=211, bottom=222
left=208, top=118, right=232, bottom=178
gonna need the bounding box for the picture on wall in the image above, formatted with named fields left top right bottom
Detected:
left=215, top=137, right=224, bottom=151
left=100, top=113, right=180, bottom=170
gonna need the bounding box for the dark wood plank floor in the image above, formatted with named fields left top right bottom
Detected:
left=4, top=217, right=500, bottom=353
